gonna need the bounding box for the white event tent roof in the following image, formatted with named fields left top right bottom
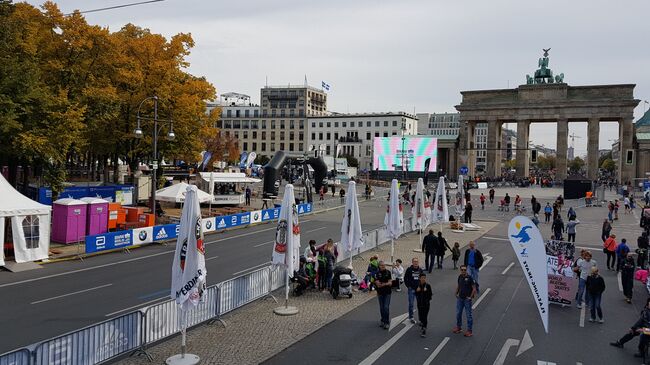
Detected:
left=0, top=174, right=51, bottom=217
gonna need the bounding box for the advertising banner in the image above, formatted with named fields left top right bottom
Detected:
left=261, top=208, right=281, bottom=222
left=152, top=224, right=179, bottom=242
left=545, top=239, right=577, bottom=305
left=215, top=215, right=231, bottom=230
left=203, top=217, right=216, bottom=233
left=237, top=212, right=251, bottom=226
left=132, top=227, right=153, bottom=246
left=297, top=203, right=313, bottom=214
left=85, top=230, right=133, bottom=254
left=508, top=216, right=549, bottom=333
left=250, top=210, right=262, bottom=224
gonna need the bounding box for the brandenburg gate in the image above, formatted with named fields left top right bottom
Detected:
left=455, top=50, right=639, bottom=183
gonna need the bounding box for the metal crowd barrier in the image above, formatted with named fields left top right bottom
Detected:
left=1, top=222, right=409, bottom=365
left=0, top=349, right=30, bottom=365
left=32, top=311, right=142, bottom=365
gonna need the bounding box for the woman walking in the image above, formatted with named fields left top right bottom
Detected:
left=621, top=252, right=636, bottom=304
left=601, top=219, right=612, bottom=242
left=586, top=266, right=606, bottom=323
left=324, top=239, right=336, bottom=291
left=603, top=234, right=618, bottom=271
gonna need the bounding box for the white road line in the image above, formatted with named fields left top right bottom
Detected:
left=482, top=236, right=509, bottom=241
left=579, top=304, right=586, bottom=328
left=253, top=241, right=273, bottom=248
left=358, top=321, right=414, bottom=365
left=388, top=313, right=409, bottom=332
left=537, top=361, right=557, bottom=365
left=576, top=362, right=583, bottom=365
left=472, top=288, right=492, bottom=309
left=105, top=296, right=167, bottom=317
left=422, top=337, right=450, bottom=365
left=205, top=256, right=219, bottom=261
left=232, top=261, right=272, bottom=276
left=501, top=262, right=515, bottom=275
left=617, top=272, right=623, bottom=292
left=31, top=283, right=113, bottom=305
left=480, top=256, right=493, bottom=271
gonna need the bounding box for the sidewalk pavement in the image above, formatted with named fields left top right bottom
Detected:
left=117, top=219, right=498, bottom=365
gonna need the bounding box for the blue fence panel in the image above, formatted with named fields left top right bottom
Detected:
left=34, top=312, right=142, bottom=365
left=261, top=208, right=280, bottom=222
left=85, top=230, right=133, bottom=254
left=152, top=224, right=179, bottom=242
left=297, top=203, right=312, bottom=215
left=214, top=215, right=233, bottom=230
left=0, top=349, right=30, bottom=365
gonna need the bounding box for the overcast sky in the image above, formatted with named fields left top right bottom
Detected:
left=30, top=0, right=650, bottom=156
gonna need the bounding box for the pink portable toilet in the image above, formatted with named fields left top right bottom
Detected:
left=80, top=197, right=109, bottom=235
left=52, top=198, right=88, bottom=244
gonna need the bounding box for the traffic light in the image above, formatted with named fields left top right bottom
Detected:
left=531, top=149, right=538, bottom=163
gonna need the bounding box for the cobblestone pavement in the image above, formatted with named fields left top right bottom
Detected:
left=117, top=220, right=498, bottom=365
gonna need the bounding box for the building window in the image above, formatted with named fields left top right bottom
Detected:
left=280, top=120, right=285, bottom=129
left=243, top=142, right=248, bottom=150
left=22, top=216, right=40, bottom=249
left=262, top=131, right=267, bottom=139
left=271, top=143, right=275, bottom=151
left=290, top=132, right=294, bottom=140
left=327, top=122, right=331, bottom=128
left=299, top=132, right=304, bottom=140
left=290, top=120, right=295, bottom=129
left=383, top=132, right=388, bottom=137
left=271, top=120, right=276, bottom=129
left=375, top=132, right=379, bottom=137
left=262, top=142, right=266, bottom=151
left=350, top=121, right=355, bottom=127
left=326, top=132, right=331, bottom=140
left=367, top=121, right=371, bottom=127
left=366, top=132, right=371, bottom=140
left=280, top=143, right=285, bottom=150
left=334, top=132, right=339, bottom=140
left=392, top=120, right=397, bottom=126
left=289, top=143, right=294, bottom=151
left=271, top=131, right=276, bottom=139
left=226, top=110, right=232, bottom=117
left=261, top=120, right=267, bottom=129
left=311, top=133, right=316, bottom=140
left=254, top=110, right=259, bottom=117
left=392, top=132, right=397, bottom=136
left=252, top=131, right=257, bottom=139
left=335, top=122, right=339, bottom=128
left=319, top=132, right=323, bottom=140
left=243, top=131, right=248, bottom=139
left=299, top=120, right=304, bottom=129
left=375, top=121, right=380, bottom=127
left=319, top=122, right=323, bottom=128
left=280, top=131, right=285, bottom=139
left=384, top=121, right=388, bottom=127
left=312, top=122, right=316, bottom=128
left=299, top=143, right=303, bottom=151
left=342, top=122, right=347, bottom=127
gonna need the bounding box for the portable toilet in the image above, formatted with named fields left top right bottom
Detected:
left=51, top=198, right=88, bottom=244
left=80, top=197, right=109, bottom=235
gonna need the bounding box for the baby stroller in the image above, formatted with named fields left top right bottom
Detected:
left=331, top=266, right=353, bottom=299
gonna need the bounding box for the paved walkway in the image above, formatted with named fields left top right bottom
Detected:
left=117, top=220, right=497, bottom=365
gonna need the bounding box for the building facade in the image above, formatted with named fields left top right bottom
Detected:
left=307, top=112, right=418, bottom=170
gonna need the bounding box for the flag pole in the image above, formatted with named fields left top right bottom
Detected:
left=181, top=309, right=187, bottom=358
left=284, top=263, right=290, bottom=308
left=391, top=238, right=394, bottom=264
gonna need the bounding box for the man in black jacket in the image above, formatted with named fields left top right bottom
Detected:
left=611, top=298, right=650, bottom=358
left=463, top=241, right=484, bottom=294
left=404, top=258, right=424, bottom=324
left=422, top=230, right=437, bottom=273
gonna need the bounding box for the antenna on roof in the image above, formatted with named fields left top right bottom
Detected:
left=304, top=75, right=308, bottom=87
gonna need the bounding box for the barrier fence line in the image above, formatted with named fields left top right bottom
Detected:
left=33, top=311, right=141, bottom=365
left=5, top=222, right=409, bottom=365
left=0, top=349, right=30, bottom=365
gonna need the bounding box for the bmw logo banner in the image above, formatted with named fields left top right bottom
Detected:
left=132, top=227, right=154, bottom=245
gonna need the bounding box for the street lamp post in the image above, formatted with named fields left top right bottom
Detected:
left=134, top=96, right=175, bottom=214
left=401, top=122, right=407, bottom=180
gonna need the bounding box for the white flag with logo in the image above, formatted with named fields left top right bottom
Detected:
left=272, top=184, right=301, bottom=277
left=341, top=180, right=363, bottom=253
left=508, top=216, right=549, bottom=333
left=432, top=177, right=449, bottom=223
left=384, top=179, right=403, bottom=240
left=170, top=185, right=207, bottom=310
left=412, top=178, right=429, bottom=231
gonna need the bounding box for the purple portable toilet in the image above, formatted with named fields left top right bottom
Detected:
left=80, top=197, right=109, bottom=235
left=52, top=198, right=88, bottom=244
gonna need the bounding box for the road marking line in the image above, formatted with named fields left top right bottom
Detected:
left=501, top=262, right=515, bottom=275
left=579, top=304, right=586, bottom=327
left=480, top=256, right=493, bottom=271
left=138, top=289, right=168, bottom=300
left=422, top=337, right=450, bottom=365
left=482, top=236, right=509, bottom=241
left=253, top=241, right=273, bottom=248
left=206, top=255, right=219, bottom=261
left=105, top=296, right=167, bottom=317
left=472, top=288, right=491, bottom=309
left=617, top=272, right=623, bottom=292
left=537, top=361, right=557, bottom=365
left=577, top=362, right=583, bottom=365
left=358, top=321, right=414, bottom=365
left=31, top=283, right=113, bottom=305
left=232, top=261, right=272, bottom=276
left=388, top=312, right=409, bottom=332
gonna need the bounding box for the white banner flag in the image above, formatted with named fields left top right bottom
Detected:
left=171, top=185, right=207, bottom=310
left=272, top=184, right=301, bottom=277
left=433, top=177, right=449, bottom=223
left=508, top=216, right=549, bottom=333
left=384, top=179, right=403, bottom=240
left=341, top=180, right=363, bottom=253
left=412, top=178, right=428, bottom=231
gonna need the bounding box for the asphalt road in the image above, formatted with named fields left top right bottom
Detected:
left=0, top=189, right=393, bottom=353
left=265, top=190, right=648, bottom=365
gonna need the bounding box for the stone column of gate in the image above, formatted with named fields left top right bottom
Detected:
left=515, top=120, right=530, bottom=178
left=556, top=119, right=569, bottom=182
left=467, top=121, right=477, bottom=176
left=619, top=116, right=635, bottom=183
left=486, top=119, right=501, bottom=178
left=457, top=120, right=469, bottom=176
left=587, top=118, right=600, bottom=180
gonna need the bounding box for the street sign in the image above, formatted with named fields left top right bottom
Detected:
left=152, top=160, right=158, bottom=169
left=460, top=166, right=468, bottom=175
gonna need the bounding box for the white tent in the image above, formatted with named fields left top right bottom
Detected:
left=0, top=174, right=52, bottom=266
left=156, top=182, right=213, bottom=203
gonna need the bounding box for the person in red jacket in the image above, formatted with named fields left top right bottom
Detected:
left=603, top=234, right=618, bottom=271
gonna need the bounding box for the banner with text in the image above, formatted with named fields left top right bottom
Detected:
left=545, top=239, right=577, bottom=306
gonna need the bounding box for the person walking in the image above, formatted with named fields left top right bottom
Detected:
left=339, top=188, right=346, bottom=205
left=601, top=219, right=612, bottom=242
left=245, top=186, right=252, bottom=206
left=464, top=202, right=473, bottom=224
left=404, top=258, right=424, bottom=324
left=451, top=242, right=461, bottom=269
left=603, top=234, right=618, bottom=271
left=638, top=232, right=649, bottom=269
left=415, top=273, right=432, bottom=337
left=616, top=238, right=631, bottom=272
left=422, top=230, right=437, bottom=273
left=463, top=241, right=484, bottom=294
left=574, top=251, right=597, bottom=308
left=621, top=252, right=636, bottom=304
left=435, top=231, right=451, bottom=269
left=375, top=261, right=393, bottom=329
left=453, top=265, right=477, bottom=337
left=567, top=206, right=577, bottom=220
left=586, top=266, right=605, bottom=323
left=324, top=239, right=336, bottom=291
left=479, top=193, right=486, bottom=210
left=566, top=217, right=580, bottom=243
left=610, top=298, right=650, bottom=359
left=551, top=216, right=565, bottom=241
left=489, top=188, right=495, bottom=204
left=504, top=193, right=511, bottom=211
left=544, top=203, right=552, bottom=224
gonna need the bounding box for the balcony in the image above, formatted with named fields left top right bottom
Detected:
left=339, top=137, right=362, bottom=143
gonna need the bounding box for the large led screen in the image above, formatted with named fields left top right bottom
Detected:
left=373, top=136, right=437, bottom=172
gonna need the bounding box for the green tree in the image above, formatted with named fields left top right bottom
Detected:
left=599, top=151, right=612, bottom=168
left=537, top=155, right=556, bottom=170
left=504, top=159, right=516, bottom=169
left=601, top=158, right=616, bottom=172
left=569, top=156, right=585, bottom=172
